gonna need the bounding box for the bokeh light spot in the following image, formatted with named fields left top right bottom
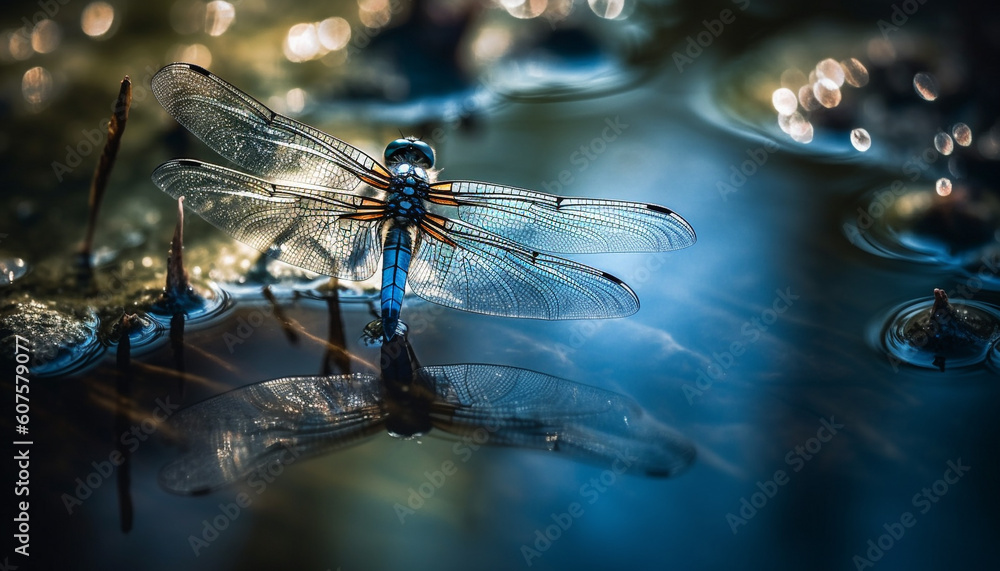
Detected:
left=815, top=58, right=845, bottom=87
left=318, top=17, right=351, bottom=51
left=841, top=58, right=869, bottom=87
left=935, top=177, right=952, bottom=197
left=851, top=128, right=871, bottom=152
left=813, top=77, right=842, bottom=108
left=31, top=20, right=60, bottom=54
left=771, top=88, right=798, bottom=115
left=205, top=1, right=236, bottom=37
left=21, top=66, right=53, bottom=108
left=82, top=2, right=116, bottom=38
left=934, top=132, right=954, bottom=155
left=285, top=23, right=320, bottom=62
left=952, top=123, right=972, bottom=147
left=913, top=72, right=939, bottom=101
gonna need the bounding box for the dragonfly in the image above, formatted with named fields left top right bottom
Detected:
left=150, top=63, right=696, bottom=339
left=159, top=334, right=696, bottom=494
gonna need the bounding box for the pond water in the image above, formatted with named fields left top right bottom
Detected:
left=1, top=1, right=998, bottom=570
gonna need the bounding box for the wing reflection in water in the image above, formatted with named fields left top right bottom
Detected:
left=159, top=335, right=695, bottom=494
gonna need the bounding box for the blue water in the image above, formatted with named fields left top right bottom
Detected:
left=2, top=1, right=999, bottom=570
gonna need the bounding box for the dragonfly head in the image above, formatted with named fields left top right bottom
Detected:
left=384, top=137, right=435, bottom=169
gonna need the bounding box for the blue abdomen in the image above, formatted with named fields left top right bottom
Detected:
left=381, top=224, right=413, bottom=339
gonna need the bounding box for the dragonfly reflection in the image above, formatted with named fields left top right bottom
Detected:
left=159, top=335, right=695, bottom=494
left=150, top=63, right=696, bottom=339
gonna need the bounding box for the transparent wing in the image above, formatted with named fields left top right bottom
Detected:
left=152, top=159, right=385, bottom=280
left=429, top=180, right=696, bottom=253
left=407, top=217, right=639, bottom=319
left=420, top=364, right=696, bottom=477
left=151, top=62, right=392, bottom=190
left=159, top=374, right=385, bottom=494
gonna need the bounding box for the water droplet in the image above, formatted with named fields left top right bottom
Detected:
left=934, top=132, right=954, bottom=155
left=815, top=58, right=845, bottom=87
left=104, top=313, right=163, bottom=351
left=798, top=84, right=820, bottom=111
left=813, top=78, right=842, bottom=108
left=851, top=128, right=871, bottom=152
left=841, top=58, right=869, bottom=87
left=873, top=289, right=1000, bottom=371
left=952, top=123, right=972, bottom=146
left=150, top=280, right=230, bottom=325
left=0, top=257, right=28, bottom=285
left=936, top=177, right=952, bottom=196
left=913, top=72, right=939, bottom=101
left=771, top=87, right=798, bottom=115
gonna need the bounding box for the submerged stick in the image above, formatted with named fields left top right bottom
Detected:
left=263, top=285, right=299, bottom=345
left=165, top=196, right=190, bottom=297
left=322, top=278, right=351, bottom=376
left=155, top=196, right=199, bottom=312
left=114, top=313, right=136, bottom=533
left=78, top=75, right=132, bottom=280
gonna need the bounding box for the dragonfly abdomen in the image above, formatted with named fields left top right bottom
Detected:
left=381, top=223, right=413, bottom=339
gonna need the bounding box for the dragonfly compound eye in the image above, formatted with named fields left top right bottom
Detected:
left=409, top=139, right=435, bottom=168
left=384, top=138, right=435, bottom=169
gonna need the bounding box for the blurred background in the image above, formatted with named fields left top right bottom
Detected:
left=2, top=0, right=999, bottom=569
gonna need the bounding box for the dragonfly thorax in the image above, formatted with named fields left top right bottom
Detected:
left=386, top=163, right=430, bottom=222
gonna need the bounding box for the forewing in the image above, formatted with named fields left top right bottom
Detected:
left=430, top=180, right=696, bottom=253
left=421, top=364, right=696, bottom=477
left=407, top=217, right=639, bottom=319
left=152, top=159, right=384, bottom=280
left=151, top=62, right=392, bottom=190
left=159, top=374, right=385, bottom=494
